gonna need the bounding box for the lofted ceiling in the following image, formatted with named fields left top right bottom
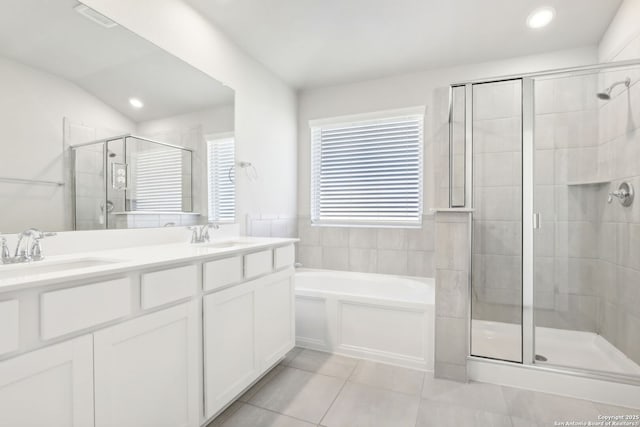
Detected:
left=185, top=0, right=623, bottom=88
left=0, top=0, right=234, bottom=122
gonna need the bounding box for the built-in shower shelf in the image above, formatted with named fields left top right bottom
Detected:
left=567, top=180, right=610, bottom=187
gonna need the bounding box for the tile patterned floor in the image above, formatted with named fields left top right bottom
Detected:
left=208, top=348, right=640, bottom=427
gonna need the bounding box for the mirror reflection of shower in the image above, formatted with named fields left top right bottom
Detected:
left=71, top=135, right=195, bottom=230
left=597, top=77, right=631, bottom=100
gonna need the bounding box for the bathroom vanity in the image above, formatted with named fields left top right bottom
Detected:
left=0, top=238, right=296, bottom=427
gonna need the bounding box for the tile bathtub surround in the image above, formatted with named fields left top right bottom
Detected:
left=247, top=215, right=298, bottom=238
left=208, top=348, right=640, bottom=427
left=296, top=215, right=435, bottom=277
left=434, top=211, right=471, bottom=382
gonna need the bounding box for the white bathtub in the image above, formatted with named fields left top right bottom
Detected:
left=295, top=269, right=435, bottom=371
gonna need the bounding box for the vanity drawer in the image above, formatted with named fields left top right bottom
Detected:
left=204, top=256, right=243, bottom=291
left=0, top=300, right=19, bottom=355
left=244, top=250, right=273, bottom=280
left=141, top=265, right=198, bottom=309
left=41, top=278, right=131, bottom=340
left=274, top=245, right=295, bottom=270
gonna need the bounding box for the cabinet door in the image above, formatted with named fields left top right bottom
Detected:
left=0, top=335, right=94, bottom=427
left=203, top=282, right=257, bottom=419
left=94, top=302, right=199, bottom=427
left=256, top=276, right=295, bottom=369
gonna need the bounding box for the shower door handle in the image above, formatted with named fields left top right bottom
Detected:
left=533, top=213, right=541, bottom=230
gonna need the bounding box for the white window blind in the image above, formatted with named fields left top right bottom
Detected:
left=311, top=111, right=424, bottom=226
left=207, top=137, right=235, bottom=223
left=133, top=149, right=183, bottom=212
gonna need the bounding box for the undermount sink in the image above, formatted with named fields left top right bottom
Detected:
left=203, top=239, right=260, bottom=250
left=0, top=258, right=123, bottom=280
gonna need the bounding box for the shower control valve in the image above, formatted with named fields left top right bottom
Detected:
left=608, top=182, right=634, bottom=207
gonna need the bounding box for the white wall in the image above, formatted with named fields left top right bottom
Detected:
left=298, top=46, right=598, bottom=215
left=0, top=55, right=135, bottom=233
left=137, top=104, right=234, bottom=138
left=598, top=0, right=640, bottom=62
left=81, top=0, right=298, bottom=233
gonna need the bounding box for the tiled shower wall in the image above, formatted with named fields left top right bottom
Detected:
left=596, top=35, right=640, bottom=365
left=533, top=73, right=602, bottom=332
left=471, top=74, right=606, bottom=334
left=64, top=118, right=131, bottom=231
left=471, top=81, right=523, bottom=325
left=297, top=215, right=435, bottom=277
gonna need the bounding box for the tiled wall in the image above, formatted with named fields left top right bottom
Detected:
left=296, top=215, right=435, bottom=277
left=247, top=215, right=297, bottom=238
left=65, top=118, right=132, bottom=231
left=73, top=142, right=106, bottom=230
left=471, top=81, right=523, bottom=325
left=110, top=213, right=200, bottom=229
left=434, top=211, right=471, bottom=382
left=533, top=73, right=602, bottom=332
left=596, top=35, right=640, bottom=365
left=469, top=73, right=609, bottom=335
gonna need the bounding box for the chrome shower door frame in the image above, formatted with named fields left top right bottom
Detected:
left=450, top=57, right=640, bottom=386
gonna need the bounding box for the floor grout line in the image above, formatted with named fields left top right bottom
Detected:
left=239, top=365, right=284, bottom=403
left=413, top=371, right=428, bottom=427
left=243, top=401, right=321, bottom=425
left=317, top=375, right=349, bottom=427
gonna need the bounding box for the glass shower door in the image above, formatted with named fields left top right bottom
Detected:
left=470, top=79, right=523, bottom=362
left=532, top=66, right=640, bottom=378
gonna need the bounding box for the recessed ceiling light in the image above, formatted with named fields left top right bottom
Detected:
left=129, top=98, right=144, bottom=109
left=527, top=6, right=555, bottom=29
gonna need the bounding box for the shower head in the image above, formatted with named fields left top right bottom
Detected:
left=597, top=77, right=631, bottom=100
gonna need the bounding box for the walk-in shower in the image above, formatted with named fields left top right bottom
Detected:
left=71, top=134, right=194, bottom=230
left=448, top=59, right=640, bottom=385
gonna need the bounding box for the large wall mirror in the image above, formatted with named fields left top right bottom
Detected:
left=0, top=0, right=235, bottom=233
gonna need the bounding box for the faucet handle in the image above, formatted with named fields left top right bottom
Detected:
left=31, top=238, right=44, bottom=261
left=0, top=236, right=10, bottom=263
left=29, top=232, right=56, bottom=262
left=187, top=226, right=200, bottom=243
left=202, top=223, right=220, bottom=242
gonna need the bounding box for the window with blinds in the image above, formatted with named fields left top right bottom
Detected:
left=207, top=137, right=235, bottom=223
left=133, top=148, right=183, bottom=212
left=310, top=109, right=424, bottom=227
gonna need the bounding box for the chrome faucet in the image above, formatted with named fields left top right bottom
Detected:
left=607, top=182, right=634, bottom=207
left=3, top=229, right=57, bottom=264
left=1, top=236, right=10, bottom=264
left=188, top=223, right=220, bottom=243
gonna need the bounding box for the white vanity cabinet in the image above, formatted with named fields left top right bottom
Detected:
left=255, top=276, right=295, bottom=368
left=94, top=302, right=200, bottom=427
left=203, top=268, right=295, bottom=419
left=203, top=281, right=258, bottom=418
left=0, top=335, right=94, bottom=427
left=0, top=240, right=296, bottom=427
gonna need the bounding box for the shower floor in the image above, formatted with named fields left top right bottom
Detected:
left=471, top=320, right=640, bottom=376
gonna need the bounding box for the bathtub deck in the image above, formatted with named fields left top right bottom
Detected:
left=207, top=348, right=639, bottom=427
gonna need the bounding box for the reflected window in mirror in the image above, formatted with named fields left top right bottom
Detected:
left=130, top=141, right=192, bottom=213
left=207, top=135, right=236, bottom=223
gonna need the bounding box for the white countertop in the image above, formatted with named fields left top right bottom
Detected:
left=0, top=237, right=298, bottom=293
